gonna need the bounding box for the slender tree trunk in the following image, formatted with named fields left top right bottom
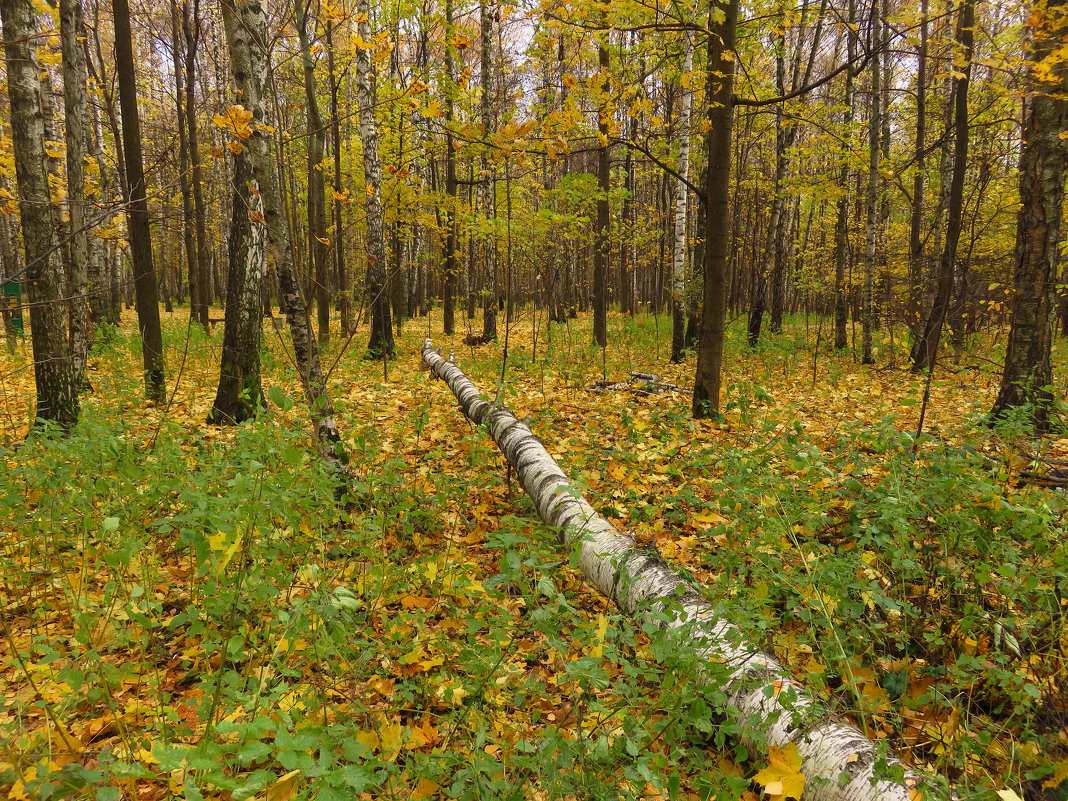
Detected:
left=171, top=0, right=199, bottom=329
left=183, top=0, right=210, bottom=326
left=911, top=0, right=974, bottom=372
left=479, top=0, right=498, bottom=341
left=442, top=0, right=458, bottom=335
left=833, top=0, right=856, bottom=350
left=60, top=0, right=91, bottom=388
left=861, top=0, right=883, bottom=365
left=990, top=0, right=1068, bottom=432
left=693, top=0, right=738, bottom=419
left=671, top=34, right=694, bottom=363
left=1, top=0, right=79, bottom=429
left=356, top=0, right=395, bottom=358
left=112, top=0, right=165, bottom=400
left=295, top=0, right=331, bottom=343
left=906, top=0, right=928, bottom=345
left=327, top=22, right=354, bottom=337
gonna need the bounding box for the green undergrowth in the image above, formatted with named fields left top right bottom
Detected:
left=1, top=310, right=1065, bottom=800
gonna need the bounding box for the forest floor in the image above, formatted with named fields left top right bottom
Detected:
left=0, top=307, right=1065, bottom=801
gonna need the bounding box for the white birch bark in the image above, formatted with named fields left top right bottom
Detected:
left=670, top=33, right=693, bottom=363
left=355, top=0, right=395, bottom=358
left=422, top=339, right=951, bottom=801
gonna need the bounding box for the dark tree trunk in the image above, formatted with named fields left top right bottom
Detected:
left=183, top=0, right=210, bottom=327
left=112, top=0, right=165, bottom=401
left=911, top=0, right=974, bottom=372
left=171, top=0, right=199, bottom=329
left=906, top=0, right=928, bottom=344
left=593, top=36, right=610, bottom=349
left=693, top=0, right=738, bottom=419
left=442, top=0, right=458, bottom=335
left=295, top=0, right=331, bottom=343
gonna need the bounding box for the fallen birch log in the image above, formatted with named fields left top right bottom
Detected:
left=422, top=339, right=951, bottom=801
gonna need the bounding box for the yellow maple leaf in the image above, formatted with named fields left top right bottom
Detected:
left=411, top=778, right=439, bottom=800
left=206, top=529, right=243, bottom=572
left=753, top=743, right=805, bottom=800
left=266, top=769, right=301, bottom=801
left=379, top=721, right=404, bottom=761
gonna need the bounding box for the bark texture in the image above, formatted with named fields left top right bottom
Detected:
left=990, top=0, right=1068, bottom=431
left=210, top=0, right=270, bottom=423
left=355, top=0, right=395, bottom=358
left=59, top=0, right=91, bottom=388
left=692, top=0, right=737, bottom=418
left=670, top=34, right=693, bottom=364
left=423, top=339, right=951, bottom=801
left=1, top=0, right=79, bottom=430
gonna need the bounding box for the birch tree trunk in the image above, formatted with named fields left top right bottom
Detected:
left=1, top=0, right=80, bottom=430
left=355, top=0, right=395, bottom=359
left=209, top=0, right=270, bottom=423
left=422, top=340, right=950, bottom=801
left=832, top=0, right=855, bottom=350
left=670, top=33, right=693, bottom=364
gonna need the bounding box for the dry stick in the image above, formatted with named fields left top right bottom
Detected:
left=422, top=339, right=953, bottom=801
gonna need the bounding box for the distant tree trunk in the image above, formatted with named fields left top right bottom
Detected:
left=60, top=0, right=91, bottom=388
left=990, top=0, right=1068, bottom=432
left=112, top=0, right=165, bottom=401
left=671, top=33, right=694, bottom=363
left=911, top=0, right=973, bottom=372
left=479, top=0, right=498, bottom=341
left=593, top=34, right=610, bottom=349
left=356, top=0, right=395, bottom=358
left=1, top=0, right=79, bottom=429
left=693, top=0, right=738, bottom=419
left=295, top=0, right=331, bottom=343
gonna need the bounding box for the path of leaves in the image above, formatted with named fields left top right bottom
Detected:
left=0, top=309, right=1064, bottom=800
